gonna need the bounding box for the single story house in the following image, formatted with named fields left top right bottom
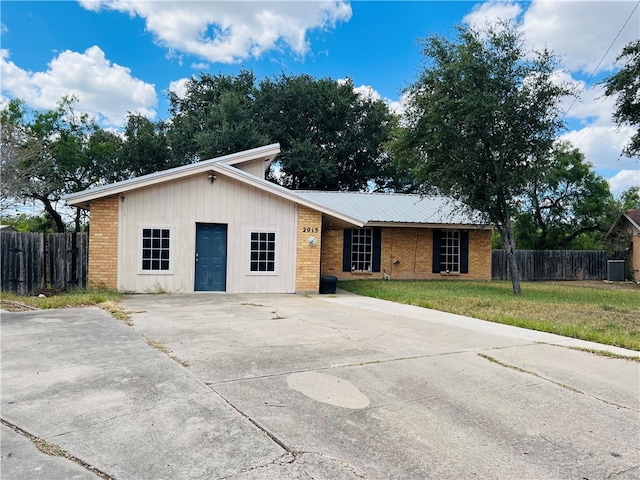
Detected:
left=65, top=144, right=492, bottom=294
left=607, top=209, right=640, bottom=282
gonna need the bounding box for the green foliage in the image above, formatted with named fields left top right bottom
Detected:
left=0, top=213, right=57, bottom=233
left=389, top=21, right=574, bottom=293
left=514, top=143, right=614, bottom=249
left=1, top=97, right=122, bottom=232
left=167, top=70, right=269, bottom=162
left=256, top=74, right=394, bottom=190
left=618, top=186, right=640, bottom=210
left=119, top=114, right=175, bottom=177
left=165, top=70, right=395, bottom=190
left=602, top=39, right=640, bottom=158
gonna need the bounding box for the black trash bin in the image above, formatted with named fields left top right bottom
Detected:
left=320, top=275, right=337, bottom=294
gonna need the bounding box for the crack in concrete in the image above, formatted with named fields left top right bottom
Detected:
left=219, top=451, right=368, bottom=480
left=477, top=353, right=639, bottom=412
left=205, top=384, right=293, bottom=456
left=1, top=418, right=116, bottom=479
left=207, top=349, right=475, bottom=386
left=606, top=464, right=640, bottom=479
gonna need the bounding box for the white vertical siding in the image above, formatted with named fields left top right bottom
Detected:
left=117, top=172, right=297, bottom=293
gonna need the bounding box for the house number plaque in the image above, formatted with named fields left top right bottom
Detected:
left=302, top=227, right=319, bottom=233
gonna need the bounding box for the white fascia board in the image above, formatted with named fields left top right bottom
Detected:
left=64, top=144, right=282, bottom=207
left=216, top=143, right=280, bottom=167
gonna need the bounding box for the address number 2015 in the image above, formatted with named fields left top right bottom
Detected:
left=302, top=227, right=319, bottom=233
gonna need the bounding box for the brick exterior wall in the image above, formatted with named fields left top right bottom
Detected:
left=88, top=196, right=119, bottom=289
left=295, top=206, right=323, bottom=292
left=321, top=227, right=492, bottom=281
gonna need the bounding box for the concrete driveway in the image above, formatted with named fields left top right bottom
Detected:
left=1, top=291, right=639, bottom=479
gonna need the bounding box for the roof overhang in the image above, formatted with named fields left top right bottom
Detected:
left=364, top=222, right=493, bottom=229
left=64, top=143, right=281, bottom=209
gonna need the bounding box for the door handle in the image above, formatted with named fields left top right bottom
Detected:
left=195, top=252, right=199, bottom=263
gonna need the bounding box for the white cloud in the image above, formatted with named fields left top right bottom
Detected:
left=168, top=77, right=191, bottom=99
left=0, top=47, right=157, bottom=127
left=80, top=0, right=352, bottom=64
left=464, top=1, right=639, bottom=74
left=521, top=0, right=639, bottom=74
left=460, top=0, right=639, bottom=185
left=340, top=80, right=406, bottom=115
left=560, top=125, right=637, bottom=170
left=608, top=169, right=640, bottom=195
left=463, top=1, right=522, bottom=29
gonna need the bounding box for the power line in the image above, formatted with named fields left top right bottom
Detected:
left=560, top=0, right=640, bottom=123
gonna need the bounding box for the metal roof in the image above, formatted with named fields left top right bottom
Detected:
left=294, top=191, right=489, bottom=226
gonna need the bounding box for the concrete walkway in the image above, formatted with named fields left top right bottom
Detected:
left=1, top=292, right=639, bottom=479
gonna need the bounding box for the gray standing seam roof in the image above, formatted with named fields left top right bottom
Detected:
left=294, top=191, right=488, bottom=226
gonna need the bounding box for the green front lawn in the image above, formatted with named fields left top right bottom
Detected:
left=338, top=280, right=640, bottom=351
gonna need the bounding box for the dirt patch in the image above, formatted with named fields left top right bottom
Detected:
left=543, top=281, right=640, bottom=292
left=0, top=300, right=39, bottom=312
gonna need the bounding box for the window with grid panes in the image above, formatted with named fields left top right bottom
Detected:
left=351, top=228, right=373, bottom=271
left=439, top=230, right=460, bottom=272
left=250, top=232, right=276, bottom=272
left=141, top=228, right=170, bottom=271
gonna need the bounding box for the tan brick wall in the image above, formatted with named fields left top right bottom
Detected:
left=295, top=206, right=323, bottom=292
left=321, top=227, right=492, bottom=281
left=88, top=196, right=119, bottom=289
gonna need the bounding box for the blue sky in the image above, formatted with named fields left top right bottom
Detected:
left=2, top=1, right=639, bottom=194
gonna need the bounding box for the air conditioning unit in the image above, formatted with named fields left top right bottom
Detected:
left=607, top=260, right=625, bottom=282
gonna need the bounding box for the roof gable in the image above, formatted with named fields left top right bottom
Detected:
left=64, top=143, right=281, bottom=207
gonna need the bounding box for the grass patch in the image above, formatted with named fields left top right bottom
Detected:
left=143, top=335, right=189, bottom=367
left=338, top=280, right=640, bottom=351
left=0, top=289, right=123, bottom=310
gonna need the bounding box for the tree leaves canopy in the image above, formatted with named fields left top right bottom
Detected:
left=514, top=143, right=613, bottom=249
left=393, top=22, right=572, bottom=224
left=603, top=39, right=640, bottom=158
left=256, top=75, right=394, bottom=190
left=1, top=97, right=122, bottom=232
left=390, top=22, right=574, bottom=293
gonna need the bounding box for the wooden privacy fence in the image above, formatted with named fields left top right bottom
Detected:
left=1, top=232, right=88, bottom=295
left=492, top=249, right=607, bottom=281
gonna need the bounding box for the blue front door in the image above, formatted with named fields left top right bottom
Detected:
left=195, top=224, right=227, bottom=291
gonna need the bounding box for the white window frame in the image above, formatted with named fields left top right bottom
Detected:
left=351, top=228, right=373, bottom=272
left=248, top=230, right=277, bottom=275
left=139, top=226, right=173, bottom=274
left=440, top=230, right=460, bottom=273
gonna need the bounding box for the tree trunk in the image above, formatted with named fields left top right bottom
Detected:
left=498, top=222, right=522, bottom=295
left=37, top=195, right=66, bottom=233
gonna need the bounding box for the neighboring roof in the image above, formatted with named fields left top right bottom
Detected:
left=294, top=191, right=489, bottom=227
left=625, top=209, right=640, bottom=231
left=607, top=208, right=640, bottom=237
left=0, top=225, right=18, bottom=233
